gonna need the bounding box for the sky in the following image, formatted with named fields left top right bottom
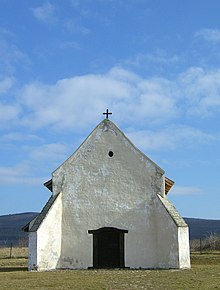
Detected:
left=0, top=0, right=220, bottom=219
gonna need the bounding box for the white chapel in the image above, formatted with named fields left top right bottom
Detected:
left=24, top=113, right=191, bottom=271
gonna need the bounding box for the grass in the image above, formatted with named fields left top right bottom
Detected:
left=0, top=247, right=28, bottom=259
left=0, top=248, right=220, bottom=290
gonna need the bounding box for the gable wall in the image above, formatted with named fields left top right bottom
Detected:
left=51, top=121, right=182, bottom=269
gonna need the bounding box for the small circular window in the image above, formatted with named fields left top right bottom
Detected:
left=108, top=151, right=114, bottom=157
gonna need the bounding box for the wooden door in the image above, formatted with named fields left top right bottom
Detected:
left=88, top=227, right=128, bottom=268
left=98, top=229, right=120, bottom=267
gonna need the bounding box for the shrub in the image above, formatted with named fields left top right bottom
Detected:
left=190, top=233, right=220, bottom=252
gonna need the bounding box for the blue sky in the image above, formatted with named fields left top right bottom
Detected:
left=0, top=0, right=220, bottom=219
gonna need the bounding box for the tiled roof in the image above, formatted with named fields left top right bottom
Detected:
left=157, top=194, right=188, bottom=227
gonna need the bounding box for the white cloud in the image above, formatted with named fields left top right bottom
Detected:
left=59, top=41, right=80, bottom=50
left=126, top=125, right=215, bottom=151
left=178, top=67, right=220, bottom=116
left=195, top=28, right=220, bottom=43
left=0, top=77, right=14, bottom=94
left=0, top=164, right=45, bottom=185
left=17, top=65, right=220, bottom=132
left=64, top=18, right=90, bottom=34
left=69, top=0, right=80, bottom=8
left=0, top=103, right=20, bottom=124
left=19, top=66, right=177, bottom=130
left=0, top=64, right=215, bottom=154
left=32, top=2, right=57, bottom=24
left=0, top=142, right=70, bottom=185
left=29, top=143, right=69, bottom=163
left=170, top=186, right=202, bottom=195
left=0, top=28, right=30, bottom=75
left=0, top=133, right=43, bottom=142
left=124, top=51, right=180, bottom=68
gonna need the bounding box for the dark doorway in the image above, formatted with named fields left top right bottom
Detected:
left=88, top=227, right=128, bottom=268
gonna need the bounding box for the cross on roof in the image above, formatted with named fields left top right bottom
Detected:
left=103, top=109, right=112, bottom=119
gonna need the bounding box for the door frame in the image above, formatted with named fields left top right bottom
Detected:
left=88, top=227, right=128, bottom=268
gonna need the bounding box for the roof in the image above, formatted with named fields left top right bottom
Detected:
left=25, top=192, right=61, bottom=232
left=44, top=179, right=52, bottom=192
left=165, top=177, right=174, bottom=195
left=22, top=216, right=38, bottom=232
left=157, top=194, right=187, bottom=227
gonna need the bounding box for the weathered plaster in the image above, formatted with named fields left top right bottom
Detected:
left=28, top=192, right=62, bottom=271
left=28, top=119, right=190, bottom=270
left=28, top=232, right=37, bottom=270
left=178, top=227, right=191, bottom=268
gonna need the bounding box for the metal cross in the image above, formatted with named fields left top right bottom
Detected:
left=103, top=109, right=112, bottom=119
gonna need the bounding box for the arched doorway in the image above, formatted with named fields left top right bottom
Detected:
left=88, top=227, right=128, bottom=268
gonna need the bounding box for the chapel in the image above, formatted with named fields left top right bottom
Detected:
left=24, top=112, right=191, bottom=271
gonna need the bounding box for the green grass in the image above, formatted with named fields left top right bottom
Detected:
left=0, top=249, right=220, bottom=290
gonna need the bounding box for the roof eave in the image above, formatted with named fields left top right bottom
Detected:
left=165, top=177, right=175, bottom=195
left=44, top=179, right=52, bottom=192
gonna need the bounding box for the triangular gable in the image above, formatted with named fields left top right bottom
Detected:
left=53, top=119, right=165, bottom=176
left=44, top=120, right=175, bottom=196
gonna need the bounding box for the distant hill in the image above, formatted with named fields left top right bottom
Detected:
left=0, top=212, right=38, bottom=246
left=0, top=213, right=220, bottom=246
left=184, top=217, right=220, bottom=240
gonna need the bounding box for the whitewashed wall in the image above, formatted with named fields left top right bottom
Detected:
left=49, top=120, right=190, bottom=269
left=29, top=192, right=62, bottom=271
left=28, top=232, right=37, bottom=270
left=29, top=120, right=190, bottom=270
left=178, top=227, right=191, bottom=268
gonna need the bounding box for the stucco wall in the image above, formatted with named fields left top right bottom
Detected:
left=152, top=196, right=179, bottom=268
left=50, top=120, right=186, bottom=269
left=28, top=232, right=37, bottom=270
left=178, top=226, right=191, bottom=268
left=36, top=192, right=62, bottom=271
left=27, top=120, right=190, bottom=270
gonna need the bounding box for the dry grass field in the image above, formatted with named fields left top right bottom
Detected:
left=0, top=248, right=220, bottom=290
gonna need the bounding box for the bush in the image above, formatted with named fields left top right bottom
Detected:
left=190, top=233, right=220, bottom=252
